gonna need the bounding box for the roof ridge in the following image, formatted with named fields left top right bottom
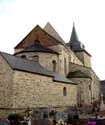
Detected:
left=44, top=22, right=66, bottom=46
left=14, top=25, right=42, bottom=49
left=44, top=22, right=64, bottom=42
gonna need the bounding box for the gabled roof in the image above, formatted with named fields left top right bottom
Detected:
left=15, top=40, right=58, bottom=55
left=44, top=22, right=65, bottom=45
left=0, top=52, right=75, bottom=84
left=14, top=25, right=58, bottom=49
left=67, top=70, right=91, bottom=79
left=14, top=24, right=67, bottom=50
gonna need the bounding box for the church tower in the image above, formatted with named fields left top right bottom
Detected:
left=68, top=24, right=91, bottom=67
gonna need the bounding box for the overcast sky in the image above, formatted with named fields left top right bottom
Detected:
left=0, top=0, right=105, bottom=80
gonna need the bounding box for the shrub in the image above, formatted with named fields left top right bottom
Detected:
left=8, top=113, right=24, bottom=121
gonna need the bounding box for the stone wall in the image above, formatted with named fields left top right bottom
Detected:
left=0, top=55, right=13, bottom=111
left=69, top=63, right=100, bottom=104
left=75, top=51, right=91, bottom=67
left=15, top=44, right=83, bottom=77
left=100, top=81, right=105, bottom=99
left=91, top=73, right=100, bottom=101
left=56, top=45, right=83, bottom=76
left=16, top=52, right=59, bottom=72
left=70, top=78, right=92, bottom=105
left=12, top=70, right=77, bottom=109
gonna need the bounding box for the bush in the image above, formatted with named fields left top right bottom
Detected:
left=67, top=114, right=73, bottom=124
left=8, top=113, right=24, bottom=121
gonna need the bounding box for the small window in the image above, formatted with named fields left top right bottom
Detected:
left=52, top=60, right=57, bottom=72
left=63, top=87, right=67, bottom=96
left=32, top=55, right=39, bottom=62
left=89, top=84, right=91, bottom=90
left=21, top=55, right=26, bottom=59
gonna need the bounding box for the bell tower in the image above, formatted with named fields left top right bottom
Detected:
left=68, top=23, right=91, bottom=67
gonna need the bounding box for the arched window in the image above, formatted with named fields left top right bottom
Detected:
left=52, top=60, right=57, bottom=72
left=63, top=87, right=67, bottom=96
left=32, top=55, right=39, bottom=62
left=89, top=84, right=91, bottom=90
left=21, top=55, right=26, bottom=59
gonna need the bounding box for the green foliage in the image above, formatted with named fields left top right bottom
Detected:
left=67, top=114, right=73, bottom=120
left=8, top=113, right=24, bottom=121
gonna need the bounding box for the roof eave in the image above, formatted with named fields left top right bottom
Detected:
left=53, top=79, right=77, bottom=85
left=74, top=49, right=91, bottom=57
left=68, top=76, right=92, bottom=80
left=14, top=50, right=59, bottom=55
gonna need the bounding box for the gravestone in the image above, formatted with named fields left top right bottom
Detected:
left=0, top=119, right=10, bottom=125
left=31, top=119, right=51, bottom=125
left=100, top=93, right=105, bottom=111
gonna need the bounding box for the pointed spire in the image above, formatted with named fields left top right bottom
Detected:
left=73, top=22, right=75, bottom=27
left=70, top=23, right=79, bottom=43
left=68, top=23, right=85, bottom=51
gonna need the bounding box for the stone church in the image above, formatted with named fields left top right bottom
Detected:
left=0, top=22, right=100, bottom=115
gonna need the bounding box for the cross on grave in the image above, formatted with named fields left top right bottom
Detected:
left=25, top=107, right=31, bottom=117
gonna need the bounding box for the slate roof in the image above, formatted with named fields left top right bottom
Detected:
left=53, top=73, right=73, bottom=83
left=67, top=70, right=91, bottom=79
left=0, top=52, right=75, bottom=85
left=68, top=62, right=100, bottom=80
left=68, top=24, right=85, bottom=51
left=70, top=23, right=79, bottom=43
left=67, top=24, right=91, bottom=56
left=15, top=40, right=58, bottom=55
left=100, top=80, right=105, bottom=84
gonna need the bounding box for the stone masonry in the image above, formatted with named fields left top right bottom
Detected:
left=0, top=22, right=101, bottom=115
left=13, top=71, right=77, bottom=108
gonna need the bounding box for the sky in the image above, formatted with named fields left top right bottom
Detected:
left=0, top=0, right=105, bottom=80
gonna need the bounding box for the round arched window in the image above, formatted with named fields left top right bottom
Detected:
left=52, top=60, right=57, bottom=72
left=63, top=87, right=67, bottom=96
